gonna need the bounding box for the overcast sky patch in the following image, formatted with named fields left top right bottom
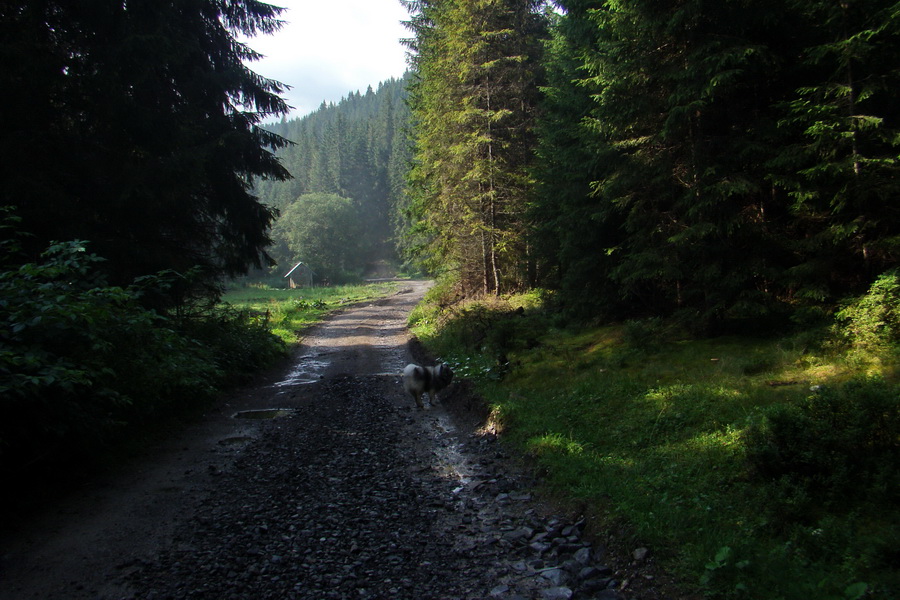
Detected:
left=242, top=0, right=411, bottom=119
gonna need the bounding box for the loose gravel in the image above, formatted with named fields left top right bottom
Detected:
left=120, top=372, right=627, bottom=600
left=1, top=283, right=669, bottom=600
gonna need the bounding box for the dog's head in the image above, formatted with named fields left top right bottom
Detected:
left=434, top=363, right=454, bottom=388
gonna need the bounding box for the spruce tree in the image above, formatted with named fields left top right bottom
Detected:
left=532, top=2, right=626, bottom=318
left=770, top=0, right=900, bottom=302
left=560, top=0, right=805, bottom=326
left=404, top=0, right=547, bottom=295
left=0, top=0, right=291, bottom=292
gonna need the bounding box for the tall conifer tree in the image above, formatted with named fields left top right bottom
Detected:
left=404, top=0, right=547, bottom=295
left=0, top=0, right=291, bottom=290
left=583, top=0, right=801, bottom=323
left=770, top=0, right=900, bottom=301
left=532, top=2, right=626, bottom=318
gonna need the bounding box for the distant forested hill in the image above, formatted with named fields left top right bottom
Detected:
left=255, top=75, right=411, bottom=282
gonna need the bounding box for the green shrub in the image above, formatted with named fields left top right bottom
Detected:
left=744, top=378, right=900, bottom=510
left=0, top=238, right=285, bottom=475
left=742, top=379, right=900, bottom=597
left=836, top=269, right=900, bottom=350
left=623, top=317, right=666, bottom=351
left=176, top=305, right=287, bottom=385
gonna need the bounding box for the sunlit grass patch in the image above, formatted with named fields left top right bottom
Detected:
left=410, top=290, right=899, bottom=599
left=529, top=432, right=587, bottom=456
left=222, top=282, right=397, bottom=344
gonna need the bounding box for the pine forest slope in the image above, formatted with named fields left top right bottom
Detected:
left=254, top=76, right=412, bottom=281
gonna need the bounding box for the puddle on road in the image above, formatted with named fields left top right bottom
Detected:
left=233, top=409, right=295, bottom=420
left=273, top=355, right=329, bottom=388
left=430, top=414, right=475, bottom=488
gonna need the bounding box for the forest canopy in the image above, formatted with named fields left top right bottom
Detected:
left=400, top=0, right=900, bottom=330
left=2, top=0, right=897, bottom=325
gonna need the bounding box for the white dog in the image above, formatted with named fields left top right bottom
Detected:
left=403, top=363, right=454, bottom=409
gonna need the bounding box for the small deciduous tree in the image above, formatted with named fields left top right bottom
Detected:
left=271, top=193, right=364, bottom=283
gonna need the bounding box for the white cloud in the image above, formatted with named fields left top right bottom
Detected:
left=242, top=0, right=411, bottom=118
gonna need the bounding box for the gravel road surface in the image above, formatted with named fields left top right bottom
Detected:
left=0, top=282, right=667, bottom=600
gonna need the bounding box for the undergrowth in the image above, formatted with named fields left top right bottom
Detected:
left=409, top=277, right=899, bottom=600
left=0, top=241, right=288, bottom=486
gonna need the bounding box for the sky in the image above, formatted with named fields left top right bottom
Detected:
left=242, top=0, right=412, bottom=120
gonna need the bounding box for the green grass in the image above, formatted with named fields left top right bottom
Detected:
left=222, top=282, right=398, bottom=344
left=409, top=292, right=899, bottom=600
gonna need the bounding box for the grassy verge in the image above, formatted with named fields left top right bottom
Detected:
left=409, top=286, right=898, bottom=600
left=222, top=281, right=399, bottom=345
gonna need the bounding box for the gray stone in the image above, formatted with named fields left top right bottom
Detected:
left=580, top=577, right=614, bottom=593
left=541, top=568, right=570, bottom=586
left=558, top=542, right=583, bottom=555
left=573, top=547, right=591, bottom=565
left=561, top=559, right=582, bottom=573
left=633, top=546, right=649, bottom=561
left=504, top=526, right=534, bottom=542
left=541, top=587, right=574, bottom=600
left=530, top=542, right=552, bottom=554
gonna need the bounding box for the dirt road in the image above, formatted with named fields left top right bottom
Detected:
left=0, top=282, right=636, bottom=600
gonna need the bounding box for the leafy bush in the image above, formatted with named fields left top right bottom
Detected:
left=270, top=193, right=365, bottom=283
left=176, top=305, right=287, bottom=385
left=744, top=378, right=900, bottom=510
left=0, top=237, right=285, bottom=475
left=407, top=276, right=460, bottom=337
left=742, top=379, right=900, bottom=597
left=292, top=298, right=327, bottom=311
left=836, top=269, right=900, bottom=350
